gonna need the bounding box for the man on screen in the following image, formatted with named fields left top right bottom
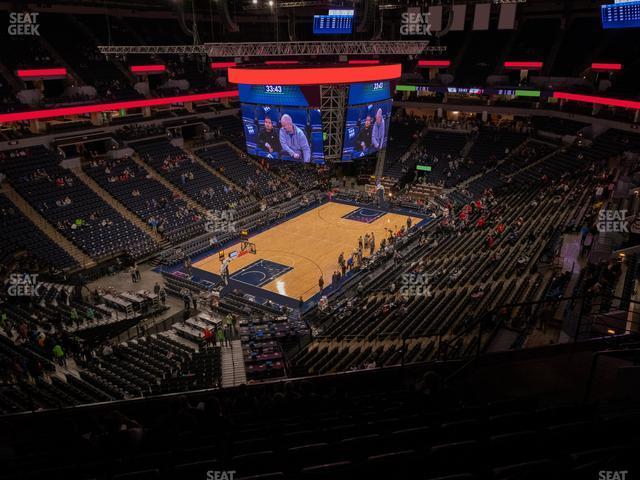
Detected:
left=356, top=115, right=373, bottom=154
left=371, top=108, right=386, bottom=150
left=279, top=114, right=311, bottom=163
left=258, top=116, right=281, bottom=156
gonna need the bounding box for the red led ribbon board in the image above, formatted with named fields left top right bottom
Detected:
left=553, top=92, right=640, bottom=110
left=348, top=60, right=380, bottom=65
left=228, top=64, right=402, bottom=85
left=504, top=61, right=543, bottom=69
left=17, top=68, right=67, bottom=78
left=591, top=63, right=622, bottom=71
left=418, top=60, right=451, bottom=67
left=211, top=62, right=237, bottom=69
left=0, top=90, right=239, bottom=123
left=130, top=65, right=166, bottom=74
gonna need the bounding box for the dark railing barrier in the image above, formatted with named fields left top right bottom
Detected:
left=110, top=308, right=187, bottom=343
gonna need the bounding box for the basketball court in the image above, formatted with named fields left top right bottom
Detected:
left=193, top=202, right=423, bottom=302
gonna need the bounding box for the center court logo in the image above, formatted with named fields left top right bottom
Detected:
left=6, top=273, right=38, bottom=297
left=8, top=12, right=40, bottom=36
left=400, top=11, right=432, bottom=36
left=597, top=209, right=629, bottom=233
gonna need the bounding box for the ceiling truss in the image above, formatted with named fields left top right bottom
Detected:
left=97, top=41, right=445, bottom=57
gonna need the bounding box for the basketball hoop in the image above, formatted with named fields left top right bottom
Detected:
left=240, top=241, right=257, bottom=256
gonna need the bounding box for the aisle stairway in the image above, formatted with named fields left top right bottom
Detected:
left=129, top=153, right=209, bottom=215
left=71, top=166, right=166, bottom=246
left=185, top=142, right=251, bottom=195
left=221, top=339, right=247, bottom=387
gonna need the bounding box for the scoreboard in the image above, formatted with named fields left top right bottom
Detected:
left=313, top=10, right=354, bottom=34
left=229, top=63, right=402, bottom=163
left=601, top=0, right=640, bottom=28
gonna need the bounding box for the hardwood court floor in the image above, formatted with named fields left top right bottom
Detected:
left=194, top=202, right=421, bottom=301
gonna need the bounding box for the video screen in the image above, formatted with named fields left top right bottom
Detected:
left=238, top=84, right=312, bottom=107
left=241, top=104, right=325, bottom=164
left=313, top=9, right=355, bottom=34
left=348, top=81, right=392, bottom=105
left=601, top=1, right=640, bottom=29
left=341, top=99, right=392, bottom=161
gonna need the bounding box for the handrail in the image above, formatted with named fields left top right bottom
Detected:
left=0, top=356, right=459, bottom=420
left=584, top=347, right=640, bottom=403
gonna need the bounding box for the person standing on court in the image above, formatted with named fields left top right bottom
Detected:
left=370, top=232, right=376, bottom=255
left=319, top=275, right=324, bottom=291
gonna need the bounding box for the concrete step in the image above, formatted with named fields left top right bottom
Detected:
left=221, top=339, right=247, bottom=388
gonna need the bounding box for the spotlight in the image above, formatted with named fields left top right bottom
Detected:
left=252, top=0, right=257, bottom=3
left=269, top=0, right=273, bottom=6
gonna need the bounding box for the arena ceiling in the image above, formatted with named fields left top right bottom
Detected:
left=0, top=0, right=608, bottom=43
